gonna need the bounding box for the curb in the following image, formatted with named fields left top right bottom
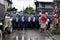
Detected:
left=47, top=30, right=57, bottom=40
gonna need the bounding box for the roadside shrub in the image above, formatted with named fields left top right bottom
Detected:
left=49, top=28, right=60, bottom=34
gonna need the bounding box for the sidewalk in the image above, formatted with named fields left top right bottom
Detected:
left=53, top=35, right=60, bottom=40
left=47, top=30, right=60, bottom=40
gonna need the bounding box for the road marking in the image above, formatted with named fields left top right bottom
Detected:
left=16, top=36, right=18, bottom=40
left=22, top=35, right=24, bottom=40
left=22, top=28, right=25, bottom=40
left=32, top=37, right=35, bottom=40
left=33, top=36, right=38, bottom=40
left=27, top=37, right=30, bottom=40
left=27, top=36, right=38, bottom=40
left=45, top=37, right=53, bottom=40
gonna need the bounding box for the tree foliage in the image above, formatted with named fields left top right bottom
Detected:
left=7, top=7, right=17, bottom=12
left=23, top=7, right=35, bottom=14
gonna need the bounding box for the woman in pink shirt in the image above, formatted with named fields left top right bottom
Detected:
left=53, top=12, right=58, bottom=28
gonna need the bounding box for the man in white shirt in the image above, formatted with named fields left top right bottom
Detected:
left=4, top=14, right=13, bottom=33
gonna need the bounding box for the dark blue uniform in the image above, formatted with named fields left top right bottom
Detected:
left=28, top=15, right=33, bottom=29
left=24, top=14, right=29, bottom=29
left=47, top=11, right=54, bottom=30
left=48, top=12, right=54, bottom=22
left=34, top=14, right=40, bottom=29
left=18, top=13, right=23, bottom=29
left=10, top=13, right=17, bottom=29
left=32, top=15, right=35, bottom=29
left=30, top=15, right=34, bottom=29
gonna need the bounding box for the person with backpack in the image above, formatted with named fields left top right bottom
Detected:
left=39, top=11, right=47, bottom=32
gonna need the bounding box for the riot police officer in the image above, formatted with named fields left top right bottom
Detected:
left=34, top=14, right=40, bottom=29
left=24, top=14, right=29, bottom=30
left=30, top=14, right=33, bottom=29
left=32, top=15, right=35, bottom=29
left=18, top=13, right=23, bottom=30
left=28, top=14, right=32, bottom=29
left=10, top=11, right=17, bottom=29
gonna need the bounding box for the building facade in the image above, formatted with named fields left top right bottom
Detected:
left=0, top=0, right=5, bottom=20
left=55, top=0, right=60, bottom=9
left=35, top=1, right=54, bottom=13
left=0, top=0, right=4, bottom=5
left=0, top=0, right=12, bottom=12
left=4, top=0, right=12, bottom=13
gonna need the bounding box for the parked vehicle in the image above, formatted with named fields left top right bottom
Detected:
left=4, top=14, right=13, bottom=34
left=0, top=3, right=5, bottom=31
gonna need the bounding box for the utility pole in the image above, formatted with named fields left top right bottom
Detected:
left=54, top=0, right=57, bottom=11
left=34, top=0, right=37, bottom=2
left=34, top=0, right=37, bottom=11
left=21, top=6, right=24, bottom=13
left=11, top=0, right=12, bottom=8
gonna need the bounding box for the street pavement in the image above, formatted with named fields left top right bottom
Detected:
left=2, top=29, right=53, bottom=40
left=53, top=35, right=60, bottom=40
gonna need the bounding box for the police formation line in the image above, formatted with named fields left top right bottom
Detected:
left=10, top=13, right=41, bottom=30
left=5, top=11, right=57, bottom=30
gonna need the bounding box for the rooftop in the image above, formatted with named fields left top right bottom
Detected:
left=34, top=0, right=54, bottom=2
left=6, top=0, right=12, bottom=4
left=35, top=1, right=54, bottom=5
left=56, top=0, right=60, bottom=1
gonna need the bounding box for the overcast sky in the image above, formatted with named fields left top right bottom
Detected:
left=12, top=0, right=53, bottom=11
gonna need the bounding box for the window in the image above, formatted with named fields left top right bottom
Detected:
left=37, top=3, right=39, bottom=7
left=8, top=3, right=10, bottom=6
left=42, top=4, right=45, bottom=7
